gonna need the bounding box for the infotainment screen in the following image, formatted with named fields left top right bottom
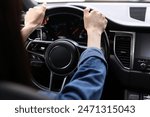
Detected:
left=135, top=33, right=150, bottom=59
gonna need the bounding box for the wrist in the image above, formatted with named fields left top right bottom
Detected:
left=21, top=24, right=37, bottom=42
left=22, top=24, right=38, bottom=36
left=86, top=28, right=103, bottom=36
left=24, top=23, right=37, bottom=31
left=87, top=29, right=102, bottom=49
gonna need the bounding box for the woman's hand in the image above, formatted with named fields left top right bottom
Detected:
left=21, top=4, right=46, bottom=42
left=24, top=4, right=46, bottom=29
left=84, top=8, right=107, bottom=49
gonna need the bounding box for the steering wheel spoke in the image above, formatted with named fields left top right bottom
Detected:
left=48, top=71, right=68, bottom=92
left=26, top=40, right=53, bottom=58
left=26, top=40, right=54, bottom=67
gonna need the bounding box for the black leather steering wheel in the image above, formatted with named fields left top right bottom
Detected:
left=24, top=1, right=110, bottom=92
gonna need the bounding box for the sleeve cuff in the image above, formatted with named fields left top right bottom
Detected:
left=78, top=47, right=108, bottom=70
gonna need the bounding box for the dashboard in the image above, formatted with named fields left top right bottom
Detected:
left=26, top=1, right=150, bottom=99
left=45, top=14, right=87, bottom=44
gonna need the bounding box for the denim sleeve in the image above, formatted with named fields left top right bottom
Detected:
left=56, top=47, right=107, bottom=100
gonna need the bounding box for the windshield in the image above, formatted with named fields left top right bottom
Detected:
left=35, top=0, right=84, bottom=2
left=35, top=0, right=150, bottom=2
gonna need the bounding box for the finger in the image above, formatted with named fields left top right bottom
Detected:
left=40, top=1, right=47, bottom=12
left=34, top=5, right=46, bottom=13
left=96, top=11, right=102, bottom=16
left=105, top=19, right=108, bottom=24
left=90, top=9, right=95, bottom=14
left=42, top=0, right=47, bottom=7
left=102, top=14, right=106, bottom=18
left=28, top=8, right=33, bottom=11
left=34, top=1, right=47, bottom=11
left=41, top=5, right=46, bottom=12
left=84, top=8, right=90, bottom=16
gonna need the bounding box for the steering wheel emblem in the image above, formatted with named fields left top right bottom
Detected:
left=45, top=39, right=79, bottom=75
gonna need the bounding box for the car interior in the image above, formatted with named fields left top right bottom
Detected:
left=20, top=0, right=150, bottom=100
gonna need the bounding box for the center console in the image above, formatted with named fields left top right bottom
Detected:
left=134, top=33, right=150, bottom=71
left=112, top=31, right=150, bottom=99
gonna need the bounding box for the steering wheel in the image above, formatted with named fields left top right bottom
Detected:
left=23, top=1, right=110, bottom=92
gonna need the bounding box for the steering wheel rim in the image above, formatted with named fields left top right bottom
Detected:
left=23, top=0, right=38, bottom=11
left=25, top=5, right=110, bottom=92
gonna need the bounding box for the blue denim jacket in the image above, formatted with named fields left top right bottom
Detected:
left=39, top=48, right=107, bottom=100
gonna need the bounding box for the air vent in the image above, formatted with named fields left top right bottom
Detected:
left=115, top=36, right=131, bottom=68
